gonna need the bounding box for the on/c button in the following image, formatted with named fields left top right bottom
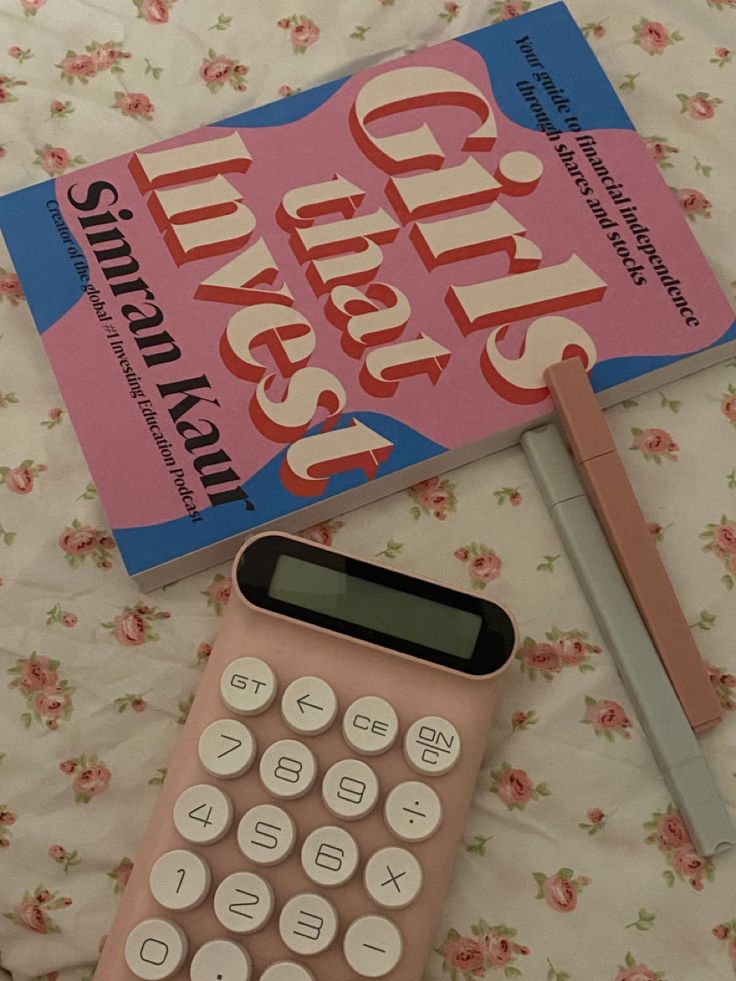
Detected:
left=342, top=696, right=399, bottom=756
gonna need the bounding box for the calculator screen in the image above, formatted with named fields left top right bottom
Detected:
left=269, top=555, right=482, bottom=659
left=236, top=534, right=517, bottom=677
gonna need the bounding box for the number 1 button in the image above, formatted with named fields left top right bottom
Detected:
left=149, top=849, right=210, bottom=911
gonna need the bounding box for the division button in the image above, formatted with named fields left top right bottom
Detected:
left=279, top=893, right=338, bottom=956
left=213, top=872, right=274, bottom=934
left=404, top=716, right=460, bottom=776
left=259, top=963, right=315, bottom=981
left=149, top=849, right=210, bottom=912
left=321, top=759, right=379, bottom=821
left=173, top=784, right=233, bottom=845
left=301, top=825, right=359, bottom=888
left=189, top=938, right=252, bottom=981
left=363, top=846, right=423, bottom=909
left=124, top=918, right=187, bottom=980
left=281, top=676, right=338, bottom=736
left=220, top=657, right=277, bottom=716
left=384, top=781, right=443, bottom=842
left=342, top=696, right=399, bottom=756
left=198, top=718, right=256, bottom=779
left=259, top=739, right=317, bottom=800
left=237, top=803, right=296, bottom=866
left=343, top=915, right=403, bottom=977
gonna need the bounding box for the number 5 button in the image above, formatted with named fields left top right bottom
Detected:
left=404, top=716, right=460, bottom=776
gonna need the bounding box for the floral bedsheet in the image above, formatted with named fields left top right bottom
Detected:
left=1, top=1, right=735, bottom=979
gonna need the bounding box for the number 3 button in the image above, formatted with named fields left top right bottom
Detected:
left=173, top=784, right=233, bottom=845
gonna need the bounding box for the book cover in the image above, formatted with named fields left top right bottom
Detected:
left=0, top=2, right=734, bottom=589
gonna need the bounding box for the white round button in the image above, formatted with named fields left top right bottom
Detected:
left=281, top=676, right=338, bottom=735
left=199, top=718, right=256, bottom=779
left=343, top=915, right=403, bottom=977
left=124, top=918, right=187, bottom=980
left=301, top=825, right=359, bottom=888
left=364, top=846, right=423, bottom=909
left=321, top=759, right=379, bottom=821
left=259, top=963, right=315, bottom=981
left=404, top=716, right=460, bottom=776
left=342, top=696, right=399, bottom=756
left=279, top=893, right=338, bottom=956
left=238, top=803, right=296, bottom=866
left=173, top=784, right=233, bottom=845
left=213, top=872, right=274, bottom=934
left=220, top=657, right=277, bottom=716
left=149, top=849, right=210, bottom=911
left=260, top=739, right=317, bottom=800
left=190, top=939, right=252, bottom=981
left=384, top=781, right=443, bottom=842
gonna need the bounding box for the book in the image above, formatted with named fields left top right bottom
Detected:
left=0, top=1, right=734, bottom=590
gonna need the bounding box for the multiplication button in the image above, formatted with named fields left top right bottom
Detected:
left=220, top=657, right=277, bottom=716
left=124, top=918, right=187, bottom=980
left=342, top=696, right=399, bottom=756
left=384, top=781, right=443, bottom=842
left=281, top=676, right=338, bottom=735
left=343, top=915, right=403, bottom=978
left=404, top=716, right=460, bottom=776
left=364, top=846, right=422, bottom=909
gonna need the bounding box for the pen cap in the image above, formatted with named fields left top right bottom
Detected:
left=544, top=358, right=615, bottom=464
left=521, top=425, right=585, bottom=505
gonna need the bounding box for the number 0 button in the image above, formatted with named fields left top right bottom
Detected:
left=173, top=784, right=233, bottom=845
left=404, top=716, right=460, bottom=776
left=220, top=657, right=277, bottom=716
left=124, top=918, right=187, bottom=980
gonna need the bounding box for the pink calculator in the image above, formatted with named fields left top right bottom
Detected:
left=95, top=532, right=517, bottom=980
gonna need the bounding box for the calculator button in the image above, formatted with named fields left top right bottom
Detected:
left=220, top=657, right=277, bottom=716
left=213, top=871, right=274, bottom=934
left=301, top=825, right=359, bottom=888
left=321, top=759, right=379, bottom=821
left=259, top=739, right=317, bottom=800
left=237, top=803, right=296, bottom=866
left=259, top=964, right=315, bottom=981
left=124, top=918, right=187, bottom=980
left=281, top=676, right=338, bottom=735
left=279, top=893, right=338, bottom=956
left=199, top=718, right=256, bottom=779
left=342, top=696, right=399, bottom=756
left=173, top=784, right=233, bottom=845
left=384, top=781, right=443, bottom=842
left=149, top=849, right=210, bottom=912
left=190, top=939, right=252, bottom=981
left=363, top=846, right=423, bottom=909
left=404, top=716, right=460, bottom=776
left=343, top=915, right=403, bottom=978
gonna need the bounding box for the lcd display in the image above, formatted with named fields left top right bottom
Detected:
left=268, top=554, right=482, bottom=659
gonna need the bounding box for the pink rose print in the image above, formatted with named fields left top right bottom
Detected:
left=0, top=460, right=45, bottom=494
left=488, top=0, right=531, bottom=22
left=712, top=924, right=730, bottom=941
left=5, top=885, right=71, bottom=933
left=68, top=758, right=111, bottom=803
left=0, top=806, right=16, bottom=848
left=551, top=626, right=601, bottom=666
left=581, top=20, right=607, bottom=38
left=700, top=516, right=736, bottom=589
left=0, top=73, right=28, bottom=106
left=50, top=99, right=73, bottom=118
left=278, top=15, right=321, bottom=54
left=712, top=46, right=732, bottom=67
left=644, top=804, right=715, bottom=890
left=490, top=762, right=550, bottom=810
left=705, top=661, right=736, bottom=711
left=408, top=476, right=457, bottom=520
left=436, top=920, right=529, bottom=977
left=203, top=573, right=232, bottom=614
left=302, top=519, right=344, bottom=546
left=42, top=406, right=65, bottom=428
left=59, top=760, right=76, bottom=774
left=48, top=844, right=80, bottom=873
left=712, top=920, right=736, bottom=974
left=633, top=19, right=682, bottom=54
left=676, top=92, right=723, bottom=120
left=517, top=640, right=561, bottom=678
left=35, top=144, right=80, bottom=176
left=0, top=268, right=25, bottom=305
left=720, top=384, right=736, bottom=425
left=630, top=427, right=679, bottom=462
left=8, top=652, right=75, bottom=730
left=440, top=1, right=460, bottom=22
left=46, top=603, right=77, bottom=627
left=57, top=519, right=116, bottom=569
left=674, top=187, right=712, bottom=220
left=113, top=92, right=155, bottom=120
left=643, top=135, right=679, bottom=169
left=132, top=0, right=176, bottom=24
left=108, top=857, right=134, bottom=894
left=195, top=641, right=212, bottom=666
left=493, top=485, right=523, bottom=506
left=48, top=845, right=65, bottom=861
left=455, top=543, right=501, bottom=590
left=57, top=53, right=96, bottom=81
left=579, top=806, right=610, bottom=834
left=113, top=692, right=147, bottom=713
left=510, top=708, right=538, bottom=731
left=57, top=42, right=131, bottom=84
left=199, top=49, right=249, bottom=92
left=582, top=696, right=633, bottom=740
left=615, top=953, right=664, bottom=981
left=21, top=0, right=47, bottom=14
left=533, top=868, right=590, bottom=912
left=103, top=603, right=169, bottom=646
